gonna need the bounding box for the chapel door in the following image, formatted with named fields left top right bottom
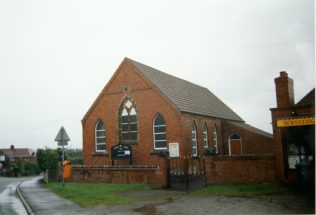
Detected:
left=229, top=134, right=242, bottom=155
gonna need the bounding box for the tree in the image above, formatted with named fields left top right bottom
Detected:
left=36, top=148, right=59, bottom=172
left=3, top=155, right=11, bottom=176
left=16, top=158, right=25, bottom=176
left=64, top=149, right=83, bottom=165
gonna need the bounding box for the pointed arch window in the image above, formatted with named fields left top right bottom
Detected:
left=153, top=113, right=167, bottom=150
left=203, top=123, right=209, bottom=148
left=213, top=125, right=218, bottom=153
left=192, top=123, right=198, bottom=157
left=95, top=120, right=106, bottom=152
left=119, top=98, right=138, bottom=144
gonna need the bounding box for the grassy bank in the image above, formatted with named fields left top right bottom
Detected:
left=191, top=183, right=290, bottom=197
left=45, top=182, right=291, bottom=207
left=45, top=182, right=155, bottom=207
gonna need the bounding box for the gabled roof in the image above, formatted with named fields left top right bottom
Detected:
left=295, top=88, right=315, bottom=107
left=127, top=58, right=244, bottom=122
left=0, top=148, right=35, bottom=158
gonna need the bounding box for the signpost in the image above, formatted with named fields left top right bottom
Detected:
left=55, top=126, right=70, bottom=187
left=111, top=144, right=132, bottom=165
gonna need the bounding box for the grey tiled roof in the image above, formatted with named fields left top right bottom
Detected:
left=227, top=121, right=273, bottom=138
left=127, top=58, right=244, bottom=122
left=295, top=88, right=315, bottom=107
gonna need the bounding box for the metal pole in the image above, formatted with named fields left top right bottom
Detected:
left=62, top=143, right=65, bottom=187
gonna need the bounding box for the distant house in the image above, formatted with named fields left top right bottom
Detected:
left=0, top=145, right=36, bottom=162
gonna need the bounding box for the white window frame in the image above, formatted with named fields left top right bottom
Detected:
left=203, top=123, right=209, bottom=148
left=213, top=125, right=218, bottom=153
left=192, top=123, right=198, bottom=157
left=95, top=120, right=106, bottom=152
left=153, top=113, right=167, bottom=150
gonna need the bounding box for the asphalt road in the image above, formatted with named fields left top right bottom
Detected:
left=0, top=176, right=33, bottom=215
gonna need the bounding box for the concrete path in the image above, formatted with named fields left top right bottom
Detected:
left=17, top=177, right=86, bottom=215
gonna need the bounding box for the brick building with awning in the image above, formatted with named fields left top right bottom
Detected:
left=271, top=71, right=315, bottom=187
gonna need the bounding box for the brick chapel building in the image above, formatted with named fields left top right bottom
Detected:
left=82, top=58, right=273, bottom=167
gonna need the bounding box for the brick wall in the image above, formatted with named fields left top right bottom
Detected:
left=71, top=155, right=275, bottom=187
left=71, top=158, right=169, bottom=188
left=223, top=121, right=273, bottom=155
left=181, top=113, right=224, bottom=156
left=180, top=113, right=273, bottom=157
left=204, top=155, right=275, bottom=184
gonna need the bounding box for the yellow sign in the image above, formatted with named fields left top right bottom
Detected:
left=277, top=117, right=315, bottom=127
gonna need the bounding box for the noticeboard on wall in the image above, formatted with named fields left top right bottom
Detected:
left=111, top=144, right=132, bottom=165
left=169, top=143, right=179, bottom=158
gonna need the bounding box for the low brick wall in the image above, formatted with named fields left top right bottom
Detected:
left=70, top=155, right=275, bottom=188
left=204, top=155, right=275, bottom=185
left=70, top=159, right=169, bottom=188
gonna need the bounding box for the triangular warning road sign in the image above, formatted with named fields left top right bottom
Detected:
left=55, top=126, right=70, bottom=142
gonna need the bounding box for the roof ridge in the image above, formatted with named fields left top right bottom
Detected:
left=126, top=57, right=209, bottom=90
left=127, top=57, right=244, bottom=122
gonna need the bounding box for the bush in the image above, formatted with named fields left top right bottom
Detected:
left=16, top=158, right=25, bottom=176
left=24, top=162, right=40, bottom=176
left=204, top=148, right=218, bottom=156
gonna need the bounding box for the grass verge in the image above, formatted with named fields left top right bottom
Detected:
left=44, top=182, right=155, bottom=207
left=190, top=183, right=291, bottom=197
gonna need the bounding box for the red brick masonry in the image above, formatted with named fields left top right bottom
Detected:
left=71, top=155, right=275, bottom=187
left=204, top=155, right=275, bottom=184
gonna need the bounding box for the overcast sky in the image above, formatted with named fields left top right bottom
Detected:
left=0, top=0, right=314, bottom=150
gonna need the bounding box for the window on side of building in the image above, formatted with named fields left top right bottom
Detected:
left=153, top=113, right=167, bottom=150
left=95, top=120, right=106, bottom=152
left=119, top=98, right=138, bottom=144
left=203, top=123, right=209, bottom=148
left=213, top=125, right=218, bottom=153
left=192, top=123, right=198, bottom=157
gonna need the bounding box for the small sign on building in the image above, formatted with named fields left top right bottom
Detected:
left=111, top=144, right=132, bottom=165
left=169, top=143, right=179, bottom=158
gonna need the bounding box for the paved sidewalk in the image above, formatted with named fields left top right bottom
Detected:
left=17, top=177, right=87, bottom=215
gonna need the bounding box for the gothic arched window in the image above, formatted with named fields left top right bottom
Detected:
left=153, top=113, right=167, bottom=150
left=119, top=98, right=138, bottom=144
left=203, top=123, right=209, bottom=148
left=192, top=123, right=198, bottom=157
left=213, top=125, right=218, bottom=153
left=95, top=120, right=106, bottom=152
